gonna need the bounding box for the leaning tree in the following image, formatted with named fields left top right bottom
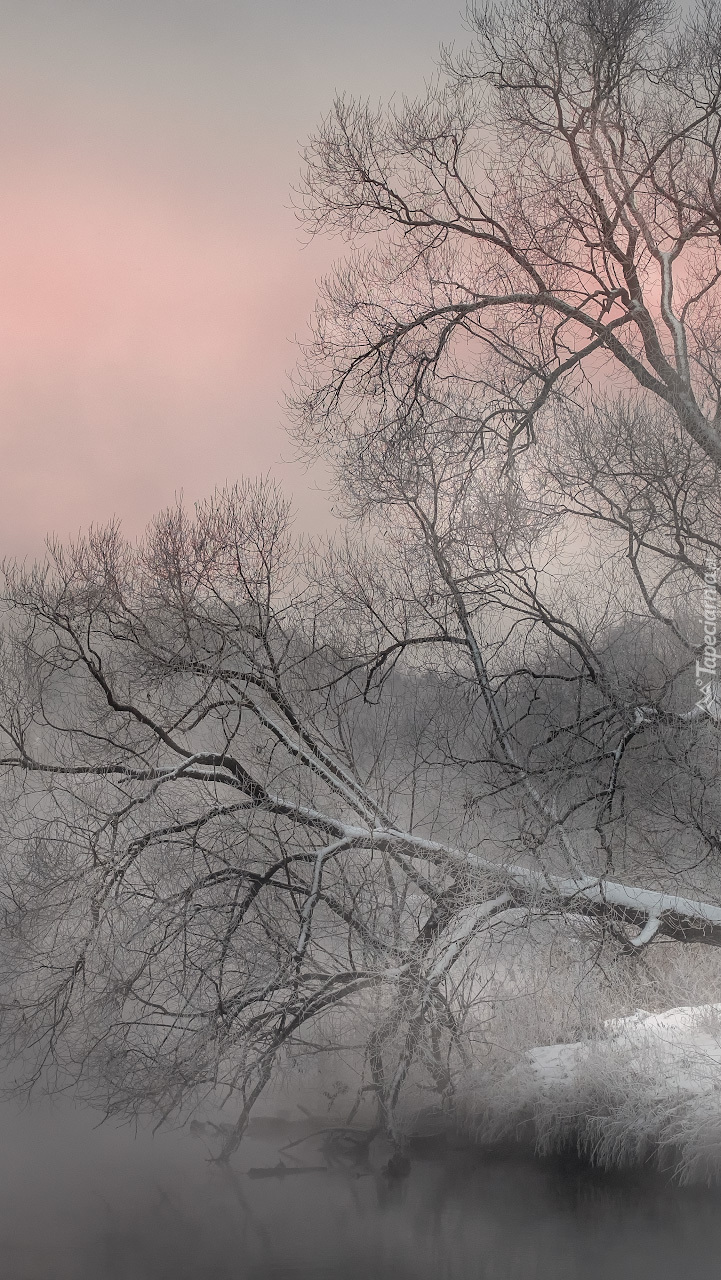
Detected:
left=0, top=448, right=719, bottom=1160
left=0, top=0, right=721, bottom=1160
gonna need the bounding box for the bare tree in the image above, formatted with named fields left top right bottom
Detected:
left=295, top=0, right=721, bottom=468
left=2, top=0, right=721, bottom=1159
left=0, top=481, right=512, bottom=1159
left=0, top=449, right=719, bottom=1160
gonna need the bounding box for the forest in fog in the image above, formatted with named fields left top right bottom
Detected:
left=1, top=0, right=721, bottom=1182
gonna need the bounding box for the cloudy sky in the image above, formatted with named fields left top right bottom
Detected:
left=0, top=1, right=467, bottom=557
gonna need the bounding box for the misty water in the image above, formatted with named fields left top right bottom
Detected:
left=4, top=1099, right=721, bottom=1279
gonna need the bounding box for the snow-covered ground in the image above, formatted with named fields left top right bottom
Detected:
left=468, top=1005, right=721, bottom=1184
left=526, top=1004, right=721, bottom=1095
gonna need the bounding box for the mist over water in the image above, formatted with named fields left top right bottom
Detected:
left=1, top=1097, right=720, bottom=1279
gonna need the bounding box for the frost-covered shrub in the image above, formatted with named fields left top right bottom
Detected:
left=448, top=924, right=721, bottom=1182
left=460, top=1002, right=721, bottom=1183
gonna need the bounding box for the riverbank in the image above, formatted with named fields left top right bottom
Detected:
left=453, top=1004, right=721, bottom=1185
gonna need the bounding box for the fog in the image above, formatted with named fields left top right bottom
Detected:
left=0, top=0, right=468, bottom=558
left=0, top=1093, right=719, bottom=1279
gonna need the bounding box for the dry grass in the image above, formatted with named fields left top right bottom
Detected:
left=453, top=924, right=721, bottom=1183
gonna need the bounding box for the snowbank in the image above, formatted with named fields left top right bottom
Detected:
left=468, top=1005, right=721, bottom=1184
left=526, top=1004, right=721, bottom=1091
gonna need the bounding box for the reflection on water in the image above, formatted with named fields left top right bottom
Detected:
left=1, top=1101, right=720, bottom=1279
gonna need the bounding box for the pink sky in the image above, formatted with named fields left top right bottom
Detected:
left=0, top=1, right=465, bottom=558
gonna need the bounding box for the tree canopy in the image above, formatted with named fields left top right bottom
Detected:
left=295, top=0, right=721, bottom=467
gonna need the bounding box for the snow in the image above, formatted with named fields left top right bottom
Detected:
left=524, top=1005, right=721, bottom=1098
left=488, top=1005, right=721, bottom=1182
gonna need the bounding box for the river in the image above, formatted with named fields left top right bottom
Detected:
left=1, top=1100, right=719, bottom=1278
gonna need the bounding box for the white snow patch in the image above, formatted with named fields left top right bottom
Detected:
left=524, top=1004, right=721, bottom=1098
left=472, top=1005, right=721, bottom=1183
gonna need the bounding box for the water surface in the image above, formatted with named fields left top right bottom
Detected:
left=1, top=1103, right=719, bottom=1278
